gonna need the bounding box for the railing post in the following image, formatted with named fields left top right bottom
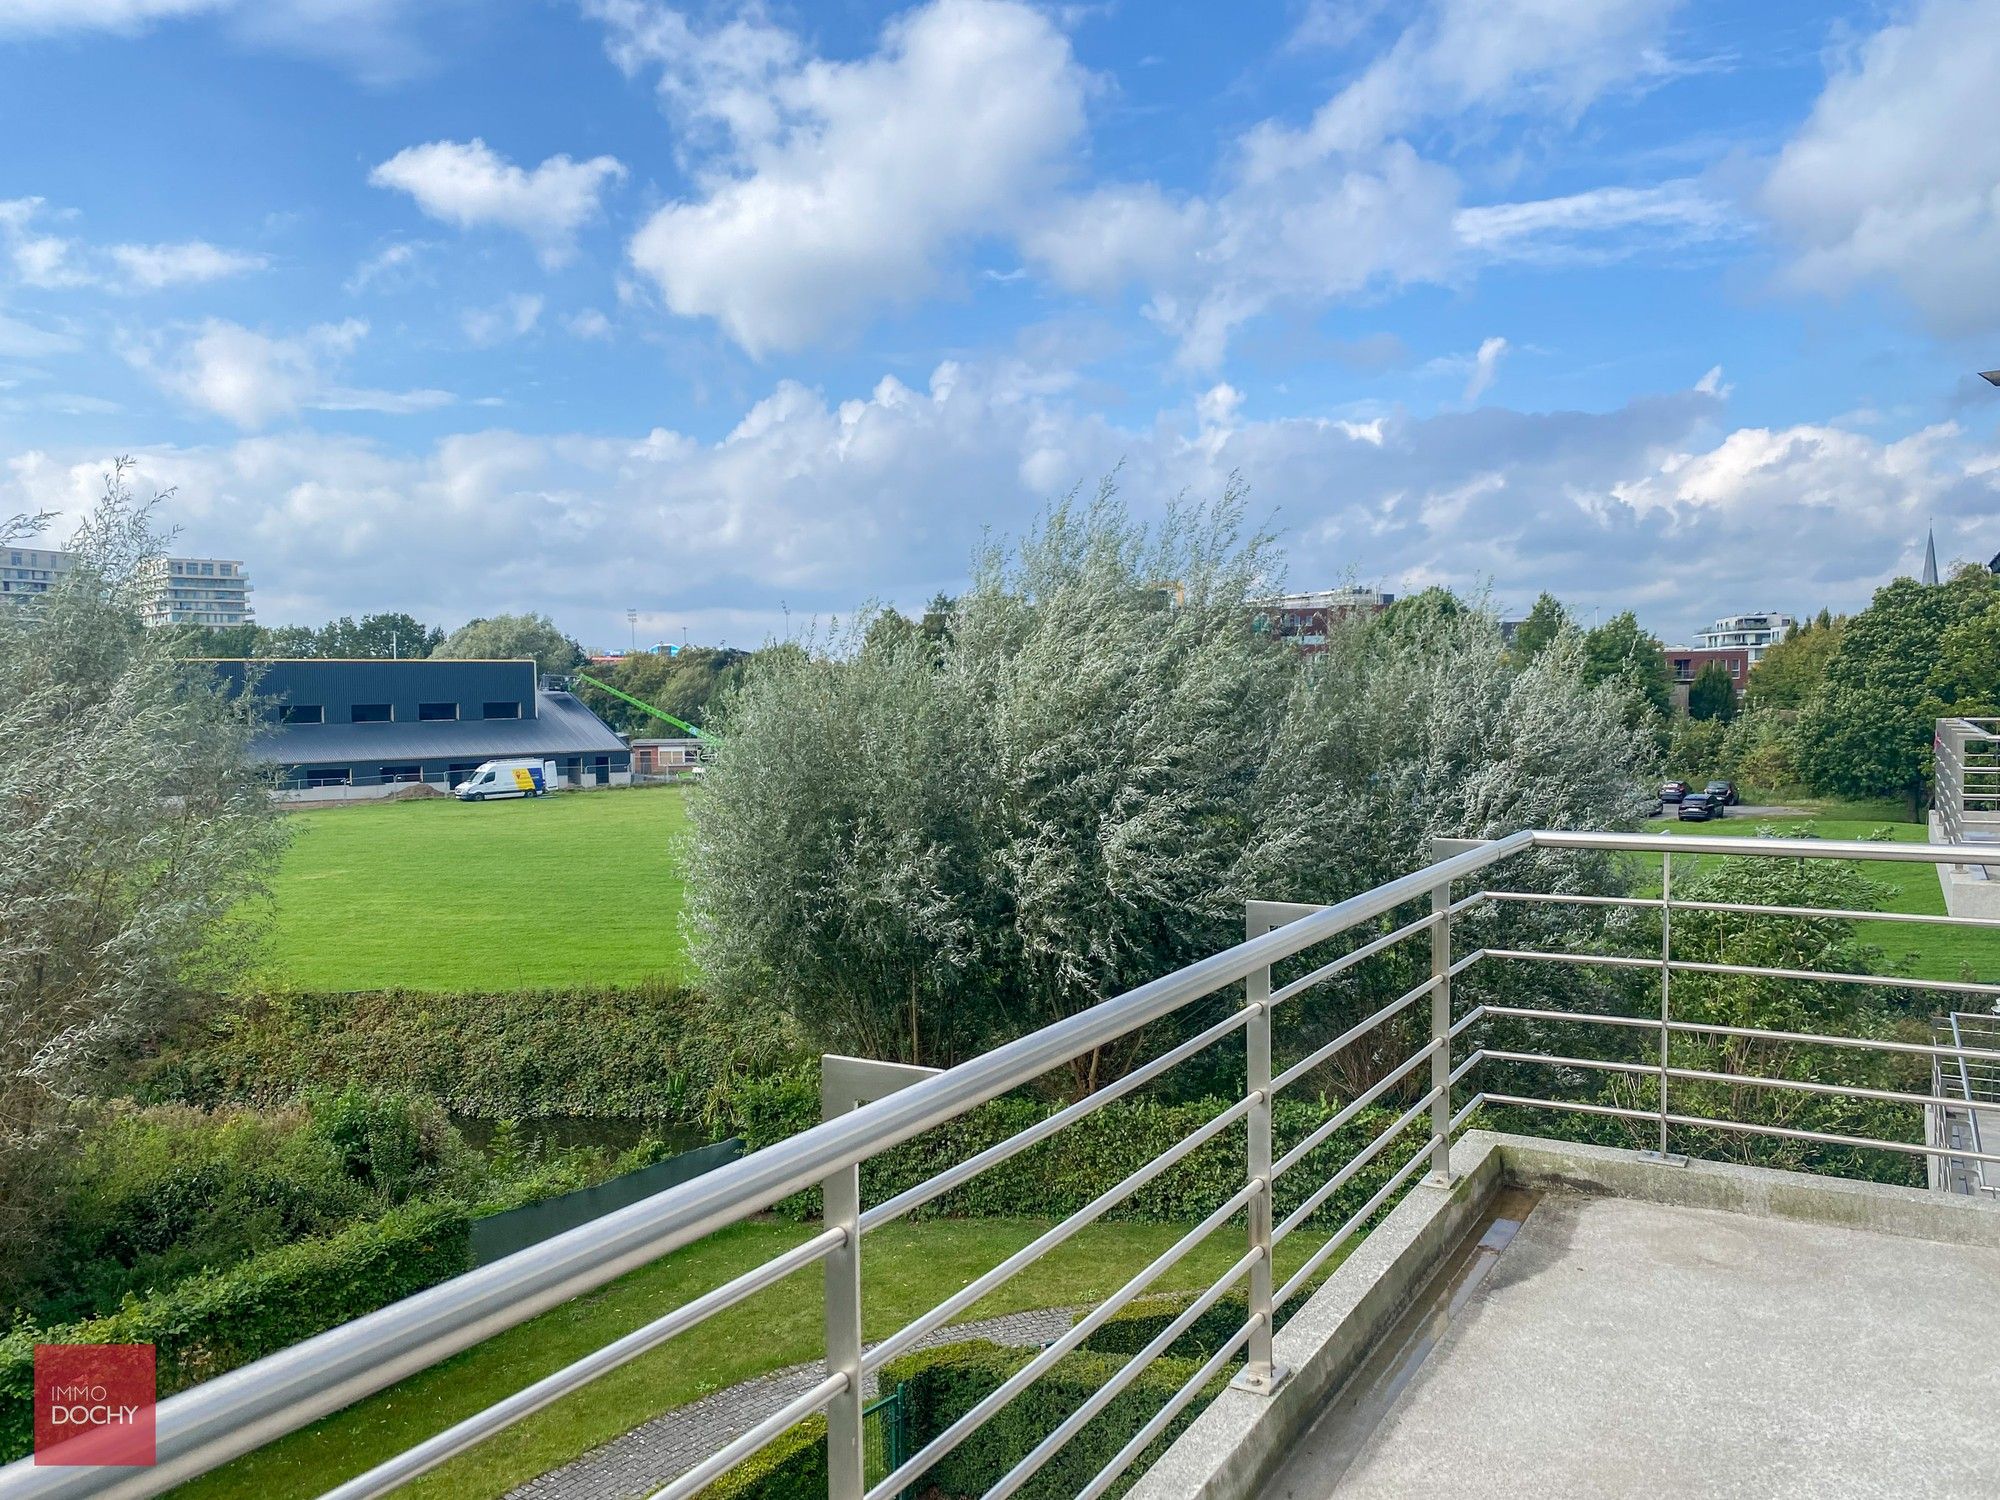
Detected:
left=1428, top=876, right=1454, bottom=1185
left=1233, top=905, right=1286, bottom=1395
left=1656, top=851, right=1672, bottom=1159
left=821, top=1087, right=866, bottom=1500
left=819, top=1056, right=941, bottom=1500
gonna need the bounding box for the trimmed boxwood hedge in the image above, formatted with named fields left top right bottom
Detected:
left=730, top=1070, right=1408, bottom=1230
left=132, top=982, right=791, bottom=1124
left=0, top=1199, right=470, bottom=1461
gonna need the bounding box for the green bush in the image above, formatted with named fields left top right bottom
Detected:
left=688, top=1340, right=1221, bottom=1500
left=727, top=1071, right=1407, bottom=1230
left=1078, top=1292, right=1301, bottom=1362
left=0, top=1199, right=470, bottom=1461
left=133, top=981, right=798, bottom=1126
left=12, top=1094, right=479, bottom=1324
left=883, top=1339, right=1221, bottom=1500
left=695, top=1416, right=828, bottom=1500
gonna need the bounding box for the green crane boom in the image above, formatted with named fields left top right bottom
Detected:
left=572, top=671, right=713, bottom=740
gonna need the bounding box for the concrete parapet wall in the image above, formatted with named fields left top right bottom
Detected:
left=1929, top=813, right=2000, bottom=918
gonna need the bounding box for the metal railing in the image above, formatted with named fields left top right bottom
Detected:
left=6, top=830, right=1998, bottom=1500
left=1934, top=717, right=2000, bottom=875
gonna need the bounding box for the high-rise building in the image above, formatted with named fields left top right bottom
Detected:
left=1691, top=611, right=1794, bottom=665
left=137, top=556, right=255, bottom=627
left=1, top=548, right=255, bottom=626
left=0, top=544, right=74, bottom=601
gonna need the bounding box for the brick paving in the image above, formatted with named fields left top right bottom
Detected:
left=507, top=1307, right=1075, bottom=1500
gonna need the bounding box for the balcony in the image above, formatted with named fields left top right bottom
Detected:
left=6, top=831, right=1997, bottom=1500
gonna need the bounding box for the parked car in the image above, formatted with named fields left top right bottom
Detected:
left=1704, top=779, right=1738, bottom=807
left=1678, top=792, right=1718, bottom=821
left=1661, top=780, right=1689, bottom=804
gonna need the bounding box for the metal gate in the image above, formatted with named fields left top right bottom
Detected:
left=863, top=1385, right=908, bottom=1498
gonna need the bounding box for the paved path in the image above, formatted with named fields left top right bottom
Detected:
left=507, top=1307, right=1075, bottom=1500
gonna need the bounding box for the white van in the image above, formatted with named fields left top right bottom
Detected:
left=454, top=759, right=558, bottom=801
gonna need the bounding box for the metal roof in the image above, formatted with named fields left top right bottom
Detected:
left=248, top=689, right=627, bottom=764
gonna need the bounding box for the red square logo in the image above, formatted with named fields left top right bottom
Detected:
left=33, top=1344, right=156, bottom=1467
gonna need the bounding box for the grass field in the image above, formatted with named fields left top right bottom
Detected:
left=179, top=1215, right=1342, bottom=1500
left=1640, top=803, right=1997, bottom=984
left=256, top=786, right=692, bottom=992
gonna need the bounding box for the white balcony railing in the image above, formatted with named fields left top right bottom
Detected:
left=4, top=831, right=1997, bottom=1500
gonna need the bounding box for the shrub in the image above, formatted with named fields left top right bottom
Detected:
left=695, top=1416, right=828, bottom=1500
left=884, top=1339, right=1220, bottom=1500
left=0, top=1199, right=470, bottom=1461
left=725, top=1072, right=1409, bottom=1231
left=1078, top=1292, right=1302, bottom=1362
left=11, top=1094, right=479, bottom=1325
left=133, top=981, right=798, bottom=1127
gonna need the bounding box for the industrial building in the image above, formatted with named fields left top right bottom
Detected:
left=208, top=657, right=631, bottom=798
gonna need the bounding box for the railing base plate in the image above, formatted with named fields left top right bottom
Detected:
left=1638, top=1150, right=1691, bottom=1167
left=1230, top=1363, right=1293, bottom=1397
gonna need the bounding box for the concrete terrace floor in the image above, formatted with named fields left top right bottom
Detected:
left=1260, top=1190, right=2000, bottom=1499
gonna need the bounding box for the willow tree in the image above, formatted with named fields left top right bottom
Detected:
left=687, top=480, right=1653, bottom=1095
left=0, top=464, right=287, bottom=1271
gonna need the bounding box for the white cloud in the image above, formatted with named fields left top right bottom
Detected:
left=344, top=239, right=432, bottom=295
left=0, top=311, right=78, bottom=357
left=1762, top=0, right=2000, bottom=331
left=1023, top=0, right=1688, bottom=368
left=369, top=139, right=626, bottom=268
left=605, top=0, right=1089, bottom=355
left=0, top=0, right=433, bottom=82
left=124, top=317, right=453, bottom=428
left=12, top=359, right=1992, bottom=647
left=1244, top=0, right=1682, bottom=173
left=0, top=0, right=225, bottom=31
left=1456, top=181, right=1735, bottom=262
left=106, top=240, right=269, bottom=288
left=0, top=196, right=266, bottom=291
left=566, top=308, right=614, bottom=339
left=1463, top=336, right=1508, bottom=402
left=461, top=293, right=544, bottom=347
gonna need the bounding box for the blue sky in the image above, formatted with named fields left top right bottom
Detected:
left=2, top=0, right=1998, bottom=650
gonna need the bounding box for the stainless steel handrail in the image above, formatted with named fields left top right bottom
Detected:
left=7, top=824, right=1996, bottom=1500
left=0, top=830, right=1535, bottom=1500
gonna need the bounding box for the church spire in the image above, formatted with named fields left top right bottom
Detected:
left=1922, top=525, right=1939, bottom=586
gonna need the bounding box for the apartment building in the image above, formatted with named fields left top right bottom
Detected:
left=139, top=555, right=254, bottom=627
left=1692, top=610, right=1794, bottom=664
left=2, top=547, right=255, bottom=626
left=1252, top=587, right=1396, bottom=652
left=0, top=544, right=73, bottom=601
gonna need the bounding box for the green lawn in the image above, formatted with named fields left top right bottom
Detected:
left=255, top=786, right=692, bottom=992
left=1639, top=804, right=1997, bottom=983
left=179, top=1215, right=1340, bottom=1500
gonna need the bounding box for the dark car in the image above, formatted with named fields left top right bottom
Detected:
left=1661, top=780, right=1689, bottom=804
left=1704, top=779, right=1738, bottom=807
left=1678, top=792, right=1718, bottom=821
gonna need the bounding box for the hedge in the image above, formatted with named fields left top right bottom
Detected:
left=132, top=981, right=797, bottom=1124
left=731, top=1070, right=1409, bottom=1230
left=691, top=1340, right=1220, bottom=1500
left=695, top=1416, right=828, bottom=1500
left=886, top=1339, right=1221, bottom=1500
left=0, top=1199, right=470, bottom=1461
left=1077, top=1292, right=1302, bottom=1362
